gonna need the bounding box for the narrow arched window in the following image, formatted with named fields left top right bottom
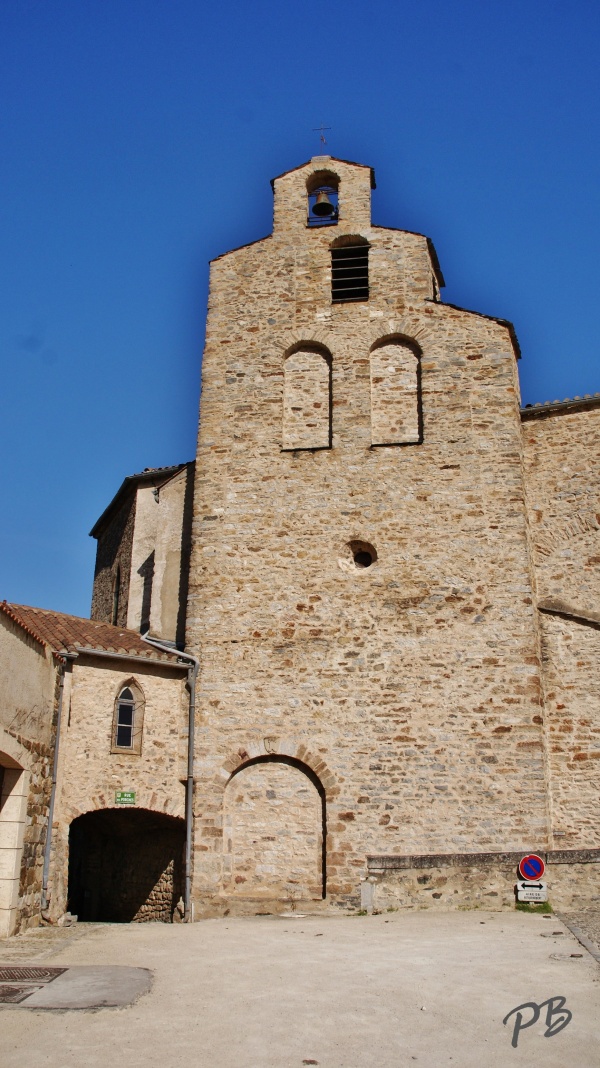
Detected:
left=370, top=339, right=422, bottom=445
left=115, top=688, right=134, bottom=748
left=112, top=681, right=145, bottom=755
left=282, top=347, right=331, bottom=450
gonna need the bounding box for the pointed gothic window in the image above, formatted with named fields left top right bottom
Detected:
left=282, top=346, right=331, bottom=450
left=112, top=681, right=145, bottom=754
left=370, top=339, right=422, bottom=445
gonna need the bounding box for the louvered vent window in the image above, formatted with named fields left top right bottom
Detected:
left=331, top=244, right=369, bottom=303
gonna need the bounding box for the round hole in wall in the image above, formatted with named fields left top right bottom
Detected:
left=339, top=538, right=375, bottom=572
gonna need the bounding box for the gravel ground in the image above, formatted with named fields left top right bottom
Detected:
left=0, top=923, right=100, bottom=962
left=562, top=911, right=600, bottom=954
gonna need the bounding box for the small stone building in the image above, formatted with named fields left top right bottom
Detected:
left=0, top=604, right=189, bottom=929
left=2, top=155, right=600, bottom=928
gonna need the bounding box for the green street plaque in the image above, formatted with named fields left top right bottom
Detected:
left=115, top=790, right=136, bottom=805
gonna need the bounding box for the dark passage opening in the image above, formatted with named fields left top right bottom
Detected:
left=68, top=808, right=184, bottom=923
left=331, top=244, right=369, bottom=303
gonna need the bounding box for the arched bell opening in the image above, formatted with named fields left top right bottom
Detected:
left=307, top=170, right=339, bottom=227
left=67, top=808, right=185, bottom=923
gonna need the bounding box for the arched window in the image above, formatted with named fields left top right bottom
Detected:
left=111, top=681, right=145, bottom=755
left=282, top=346, right=331, bottom=450
left=331, top=235, right=369, bottom=303
left=370, top=338, right=422, bottom=445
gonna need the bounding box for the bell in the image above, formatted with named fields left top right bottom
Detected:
left=312, top=190, right=335, bottom=217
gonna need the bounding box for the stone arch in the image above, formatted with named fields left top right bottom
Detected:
left=306, top=169, right=340, bottom=196
left=0, top=730, right=32, bottom=773
left=282, top=342, right=332, bottom=450
left=534, top=514, right=600, bottom=617
left=369, top=334, right=423, bottom=445
left=366, top=318, right=433, bottom=348
left=534, top=510, right=600, bottom=557
left=277, top=327, right=335, bottom=354
left=219, top=737, right=337, bottom=799
left=61, top=790, right=183, bottom=828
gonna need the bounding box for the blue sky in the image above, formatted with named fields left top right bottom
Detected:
left=1, top=0, right=599, bottom=616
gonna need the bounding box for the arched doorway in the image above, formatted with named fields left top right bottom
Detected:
left=0, top=753, right=27, bottom=938
left=223, top=756, right=326, bottom=905
left=68, top=808, right=184, bottom=922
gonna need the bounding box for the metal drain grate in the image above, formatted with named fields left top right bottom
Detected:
left=0, top=984, right=39, bottom=1004
left=0, top=966, right=66, bottom=983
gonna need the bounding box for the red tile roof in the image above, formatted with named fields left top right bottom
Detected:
left=1, top=603, right=185, bottom=665
left=0, top=601, right=49, bottom=651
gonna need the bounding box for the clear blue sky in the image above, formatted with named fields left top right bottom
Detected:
left=1, top=0, right=599, bottom=616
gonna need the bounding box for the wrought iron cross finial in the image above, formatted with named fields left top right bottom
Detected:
left=313, top=123, right=331, bottom=147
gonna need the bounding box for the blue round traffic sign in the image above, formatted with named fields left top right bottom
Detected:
left=518, top=854, right=545, bottom=881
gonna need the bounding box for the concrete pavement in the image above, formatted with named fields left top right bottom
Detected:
left=0, top=910, right=598, bottom=1067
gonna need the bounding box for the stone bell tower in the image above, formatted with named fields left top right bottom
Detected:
left=186, top=156, right=547, bottom=916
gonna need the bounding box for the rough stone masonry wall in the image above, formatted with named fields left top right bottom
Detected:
left=187, top=156, right=548, bottom=914
left=91, top=492, right=136, bottom=627
left=538, top=613, right=600, bottom=848
left=522, top=405, right=600, bottom=617
left=367, top=850, right=600, bottom=912
left=522, top=405, right=600, bottom=849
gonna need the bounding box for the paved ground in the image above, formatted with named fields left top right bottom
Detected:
left=0, top=910, right=599, bottom=1067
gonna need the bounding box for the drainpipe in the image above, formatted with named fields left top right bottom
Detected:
left=41, top=650, right=78, bottom=918
left=141, top=634, right=199, bottom=922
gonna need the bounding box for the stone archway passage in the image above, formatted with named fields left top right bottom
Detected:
left=223, top=756, right=326, bottom=904
left=68, top=809, right=184, bottom=923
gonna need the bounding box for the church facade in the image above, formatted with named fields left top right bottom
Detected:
left=2, top=155, right=600, bottom=930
